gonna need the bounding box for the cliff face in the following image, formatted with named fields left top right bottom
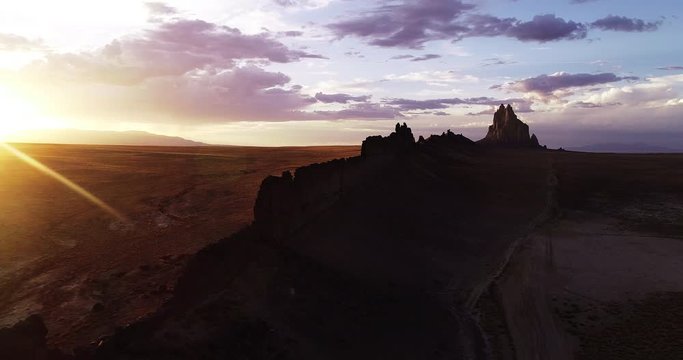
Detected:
left=253, top=157, right=372, bottom=241
left=478, top=104, right=541, bottom=148
left=84, top=123, right=552, bottom=360
left=255, top=123, right=417, bottom=241
left=253, top=123, right=479, bottom=242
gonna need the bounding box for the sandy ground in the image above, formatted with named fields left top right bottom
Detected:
left=485, top=152, right=683, bottom=359
left=488, top=212, right=683, bottom=359
left=0, top=143, right=358, bottom=351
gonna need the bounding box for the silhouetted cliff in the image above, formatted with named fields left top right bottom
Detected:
left=26, top=122, right=556, bottom=360
left=255, top=123, right=422, bottom=241
left=361, top=122, right=416, bottom=157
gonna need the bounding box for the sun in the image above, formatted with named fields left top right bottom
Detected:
left=0, top=86, right=61, bottom=141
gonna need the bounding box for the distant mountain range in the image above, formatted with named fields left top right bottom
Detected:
left=568, top=143, right=683, bottom=153
left=6, top=129, right=207, bottom=147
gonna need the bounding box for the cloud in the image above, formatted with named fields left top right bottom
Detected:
left=390, top=54, right=414, bottom=60
left=500, top=72, right=638, bottom=97
left=317, top=103, right=405, bottom=120
left=658, top=66, right=683, bottom=71
left=384, top=97, right=533, bottom=112
left=279, top=30, right=304, bottom=37
left=505, top=14, right=588, bottom=42
left=385, top=70, right=478, bottom=85
left=581, top=75, right=683, bottom=107
left=328, top=0, right=589, bottom=48
left=328, top=0, right=475, bottom=49
left=272, top=0, right=332, bottom=9
left=411, top=54, right=441, bottom=62
left=482, top=57, right=516, bottom=66
left=0, top=33, right=44, bottom=51
left=314, top=92, right=371, bottom=103
left=591, top=15, right=661, bottom=32
left=144, top=2, right=178, bottom=15
left=570, top=101, right=617, bottom=108
left=5, top=15, right=400, bottom=124
left=22, top=19, right=324, bottom=85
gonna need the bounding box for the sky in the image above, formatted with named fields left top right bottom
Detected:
left=0, top=0, right=681, bottom=147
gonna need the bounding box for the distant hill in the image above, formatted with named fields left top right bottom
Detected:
left=568, top=143, right=682, bottom=153
left=6, top=129, right=207, bottom=146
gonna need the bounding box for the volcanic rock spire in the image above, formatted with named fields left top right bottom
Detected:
left=478, top=104, right=541, bottom=147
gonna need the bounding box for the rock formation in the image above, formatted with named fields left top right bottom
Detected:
left=419, top=129, right=476, bottom=148
left=0, top=315, right=68, bottom=360
left=361, top=122, right=415, bottom=157
left=65, top=123, right=556, bottom=359
left=478, top=104, right=541, bottom=148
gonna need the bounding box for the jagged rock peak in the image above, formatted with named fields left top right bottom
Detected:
left=393, top=122, right=415, bottom=143
left=361, top=122, right=416, bottom=157
left=478, top=104, right=541, bottom=148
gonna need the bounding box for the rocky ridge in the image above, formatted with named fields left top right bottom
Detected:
left=1, top=109, right=548, bottom=359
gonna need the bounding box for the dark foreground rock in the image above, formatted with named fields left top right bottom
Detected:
left=0, top=315, right=68, bottom=360
left=85, top=124, right=551, bottom=359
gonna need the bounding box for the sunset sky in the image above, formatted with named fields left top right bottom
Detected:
left=0, top=0, right=681, bottom=146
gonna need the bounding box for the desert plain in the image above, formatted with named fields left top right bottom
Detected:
left=0, top=143, right=358, bottom=350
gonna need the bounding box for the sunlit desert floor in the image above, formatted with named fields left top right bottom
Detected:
left=0, top=143, right=358, bottom=350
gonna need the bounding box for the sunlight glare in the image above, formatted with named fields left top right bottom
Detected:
left=0, top=143, right=128, bottom=222
left=0, top=86, right=65, bottom=141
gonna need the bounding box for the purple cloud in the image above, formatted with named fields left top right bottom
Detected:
left=314, top=92, right=371, bottom=104
left=0, top=33, right=43, bottom=51
left=591, top=15, right=661, bottom=32
left=506, top=14, right=587, bottom=41
left=466, top=14, right=587, bottom=42
left=328, top=0, right=475, bottom=49
left=314, top=103, right=404, bottom=120
left=571, top=101, right=620, bottom=108
left=145, top=2, right=177, bottom=15
left=411, top=54, right=441, bottom=62
left=482, top=57, right=516, bottom=66
left=501, top=72, right=639, bottom=96
left=25, top=19, right=324, bottom=85
left=384, top=97, right=534, bottom=112
left=279, top=30, right=304, bottom=37
left=329, top=1, right=591, bottom=48
left=657, top=66, right=683, bottom=71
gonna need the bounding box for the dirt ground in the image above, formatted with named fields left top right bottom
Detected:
left=0, top=143, right=358, bottom=351
left=483, top=151, right=683, bottom=360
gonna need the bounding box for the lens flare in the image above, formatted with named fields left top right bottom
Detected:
left=0, top=143, right=128, bottom=222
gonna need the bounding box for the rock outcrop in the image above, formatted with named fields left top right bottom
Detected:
left=0, top=315, right=68, bottom=360
left=478, top=104, right=541, bottom=148
left=254, top=124, right=483, bottom=241
left=361, top=122, right=415, bottom=157
left=255, top=124, right=417, bottom=241
left=419, top=130, right=476, bottom=149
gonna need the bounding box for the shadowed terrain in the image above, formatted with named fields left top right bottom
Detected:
left=85, top=127, right=551, bottom=359
left=0, top=144, right=358, bottom=350
left=3, top=111, right=683, bottom=359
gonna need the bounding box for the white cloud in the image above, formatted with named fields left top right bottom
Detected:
left=385, top=70, right=479, bottom=86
